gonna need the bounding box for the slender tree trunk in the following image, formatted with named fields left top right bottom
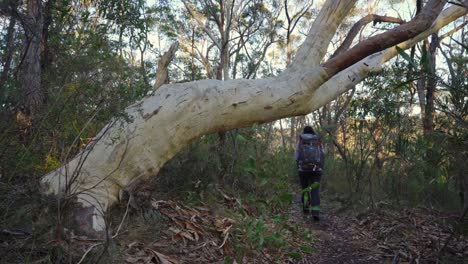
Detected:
left=40, top=0, right=53, bottom=105
left=140, top=46, right=149, bottom=89
left=20, top=0, right=45, bottom=116
left=0, top=18, right=16, bottom=91
left=216, top=0, right=231, bottom=171
left=287, top=31, right=296, bottom=149
left=417, top=70, right=427, bottom=116
left=41, top=0, right=53, bottom=71
left=191, top=26, right=195, bottom=81
left=290, top=116, right=296, bottom=148
left=279, top=119, right=287, bottom=149
left=423, top=33, right=438, bottom=137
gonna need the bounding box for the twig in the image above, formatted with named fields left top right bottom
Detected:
left=76, top=242, right=102, bottom=264
left=112, top=198, right=131, bottom=238
left=217, top=225, right=232, bottom=249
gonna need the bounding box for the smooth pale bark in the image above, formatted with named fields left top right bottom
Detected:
left=289, top=0, right=357, bottom=70
left=41, top=2, right=466, bottom=232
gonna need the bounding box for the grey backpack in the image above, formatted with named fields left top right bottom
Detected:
left=298, top=134, right=324, bottom=171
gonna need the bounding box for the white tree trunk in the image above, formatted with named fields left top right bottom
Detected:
left=41, top=1, right=466, bottom=233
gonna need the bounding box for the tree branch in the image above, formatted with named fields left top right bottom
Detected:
left=182, top=0, right=222, bottom=49
left=154, top=42, right=179, bottom=90
left=308, top=4, right=466, bottom=112
left=439, top=20, right=467, bottom=40
left=290, top=0, right=357, bottom=70
left=323, top=0, right=446, bottom=75
left=331, top=14, right=405, bottom=58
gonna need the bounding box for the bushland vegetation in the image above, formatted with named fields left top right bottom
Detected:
left=0, top=0, right=466, bottom=263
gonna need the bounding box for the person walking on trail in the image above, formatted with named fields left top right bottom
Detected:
left=294, top=126, right=325, bottom=221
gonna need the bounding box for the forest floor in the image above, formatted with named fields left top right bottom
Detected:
left=1, top=187, right=467, bottom=263
left=293, top=196, right=468, bottom=264
left=111, top=191, right=468, bottom=264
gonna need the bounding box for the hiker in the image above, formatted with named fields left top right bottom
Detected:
left=294, top=126, right=325, bottom=221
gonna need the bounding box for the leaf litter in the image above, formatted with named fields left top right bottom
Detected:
left=298, top=200, right=468, bottom=264
left=66, top=191, right=468, bottom=263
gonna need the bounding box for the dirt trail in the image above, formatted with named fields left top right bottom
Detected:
left=290, top=194, right=468, bottom=264
left=289, top=195, right=380, bottom=264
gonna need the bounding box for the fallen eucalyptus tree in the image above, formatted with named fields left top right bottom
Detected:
left=41, top=0, right=467, bottom=233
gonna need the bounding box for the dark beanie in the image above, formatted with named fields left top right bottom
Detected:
left=303, top=126, right=315, bottom=134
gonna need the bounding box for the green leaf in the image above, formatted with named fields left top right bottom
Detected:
left=236, top=133, right=248, bottom=142
left=302, top=230, right=314, bottom=242
left=300, top=246, right=314, bottom=253
left=395, top=46, right=418, bottom=69
left=272, top=213, right=288, bottom=222
left=420, top=43, right=431, bottom=70
left=223, top=256, right=232, bottom=264
left=288, top=252, right=302, bottom=259
left=279, top=193, right=293, bottom=203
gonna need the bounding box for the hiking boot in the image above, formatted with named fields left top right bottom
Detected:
left=313, top=215, right=320, bottom=222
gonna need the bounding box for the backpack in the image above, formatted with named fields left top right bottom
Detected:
left=298, top=134, right=324, bottom=171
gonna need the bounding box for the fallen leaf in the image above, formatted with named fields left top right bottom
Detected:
left=150, top=250, right=180, bottom=264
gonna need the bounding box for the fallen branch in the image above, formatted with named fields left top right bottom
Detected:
left=0, top=229, right=31, bottom=237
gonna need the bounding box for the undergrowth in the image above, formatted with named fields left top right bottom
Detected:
left=108, top=129, right=315, bottom=262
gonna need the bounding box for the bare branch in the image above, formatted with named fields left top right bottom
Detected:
left=182, top=0, right=222, bottom=49
left=290, top=1, right=313, bottom=33
left=154, top=42, right=179, bottom=90
left=331, top=14, right=405, bottom=58
left=439, top=20, right=467, bottom=40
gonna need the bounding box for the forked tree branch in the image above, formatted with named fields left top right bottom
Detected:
left=332, top=14, right=405, bottom=58
left=309, top=4, right=466, bottom=111
left=182, top=0, right=222, bottom=49
left=323, top=0, right=446, bottom=75
left=290, top=0, right=358, bottom=70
